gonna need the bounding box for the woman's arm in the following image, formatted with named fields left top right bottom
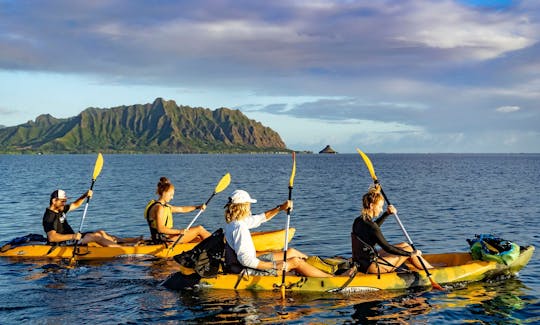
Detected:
left=256, top=259, right=279, bottom=271
left=264, top=200, right=292, bottom=221
left=170, top=204, right=206, bottom=214
left=374, top=204, right=397, bottom=226
left=371, top=224, right=411, bottom=257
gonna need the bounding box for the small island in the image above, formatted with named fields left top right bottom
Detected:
left=319, top=145, right=337, bottom=154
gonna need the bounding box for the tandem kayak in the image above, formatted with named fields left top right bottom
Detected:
left=162, top=244, right=534, bottom=293
left=0, top=228, right=295, bottom=260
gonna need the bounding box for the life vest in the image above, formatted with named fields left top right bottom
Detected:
left=144, top=200, right=173, bottom=244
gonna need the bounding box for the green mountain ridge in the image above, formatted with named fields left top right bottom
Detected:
left=0, top=98, right=288, bottom=153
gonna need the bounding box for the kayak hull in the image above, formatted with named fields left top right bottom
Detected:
left=0, top=228, right=295, bottom=260
left=164, top=245, right=534, bottom=293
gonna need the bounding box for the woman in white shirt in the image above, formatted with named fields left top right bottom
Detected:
left=224, top=189, right=331, bottom=277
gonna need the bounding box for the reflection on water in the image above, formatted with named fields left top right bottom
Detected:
left=351, top=293, right=432, bottom=324
left=163, top=276, right=536, bottom=324
left=0, top=256, right=538, bottom=324
left=437, top=278, right=532, bottom=324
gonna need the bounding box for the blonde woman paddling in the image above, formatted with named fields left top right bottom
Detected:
left=223, top=189, right=331, bottom=277
left=352, top=185, right=434, bottom=274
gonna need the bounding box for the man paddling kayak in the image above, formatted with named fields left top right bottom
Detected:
left=223, top=189, right=331, bottom=277
left=43, top=189, right=138, bottom=247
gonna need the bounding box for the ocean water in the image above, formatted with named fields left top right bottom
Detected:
left=0, top=153, right=538, bottom=324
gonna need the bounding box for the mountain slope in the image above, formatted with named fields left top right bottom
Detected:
left=0, top=98, right=287, bottom=153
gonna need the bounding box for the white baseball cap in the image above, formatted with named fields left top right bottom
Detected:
left=50, top=189, right=68, bottom=200
left=229, top=190, right=257, bottom=204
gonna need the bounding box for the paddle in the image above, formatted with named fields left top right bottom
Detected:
left=280, top=152, right=296, bottom=299
left=68, top=153, right=104, bottom=267
left=356, top=148, right=444, bottom=291
left=168, top=173, right=231, bottom=254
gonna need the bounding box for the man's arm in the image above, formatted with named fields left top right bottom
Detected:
left=46, top=230, right=81, bottom=243
left=68, top=190, right=92, bottom=211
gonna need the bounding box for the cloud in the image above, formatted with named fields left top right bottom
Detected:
left=496, top=105, right=521, bottom=113
left=1, top=1, right=538, bottom=82
left=1, top=0, right=539, bottom=152
left=0, top=106, right=17, bottom=115
left=392, top=1, right=535, bottom=60
left=257, top=97, right=427, bottom=124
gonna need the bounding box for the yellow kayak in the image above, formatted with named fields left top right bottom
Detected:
left=0, top=228, right=295, bottom=260
left=162, top=245, right=534, bottom=292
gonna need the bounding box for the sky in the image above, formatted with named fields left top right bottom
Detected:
left=0, top=0, right=539, bottom=153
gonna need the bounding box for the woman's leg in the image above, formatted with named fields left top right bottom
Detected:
left=393, top=242, right=435, bottom=270
left=176, top=225, right=211, bottom=243
left=286, top=257, right=332, bottom=277
left=269, top=248, right=307, bottom=261
left=195, top=225, right=211, bottom=240
left=366, top=255, right=410, bottom=273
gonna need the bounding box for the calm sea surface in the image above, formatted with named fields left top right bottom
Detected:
left=0, top=153, right=538, bottom=324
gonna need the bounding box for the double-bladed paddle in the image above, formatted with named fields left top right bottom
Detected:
left=167, top=173, right=231, bottom=255
left=356, top=148, right=444, bottom=291
left=68, top=153, right=104, bottom=267
left=280, top=152, right=296, bottom=299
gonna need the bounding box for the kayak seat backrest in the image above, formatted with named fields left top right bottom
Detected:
left=173, top=228, right=225, bottom=277
left=223, top=243, right=244, bottom=274
left=351, top=233, right=377, bottom=265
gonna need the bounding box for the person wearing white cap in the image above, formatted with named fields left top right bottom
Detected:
left=43, top=189, right=137, bottom=247
left=223, top=189, right=331, bottom=277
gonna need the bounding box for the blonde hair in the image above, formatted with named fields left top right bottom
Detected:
left=362, top=185, right=384, bottom=216
left=224, top=203, right=251, bottom=223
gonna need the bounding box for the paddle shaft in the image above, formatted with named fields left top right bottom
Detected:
left=377, top=184, right=432, bottom=277
left=70, top=179, right=96, bottom=262
left=281, top=185, right=293, bottom=285
left=77, top=180, right=95, bottom=232
left=169, top=192, right=215, bottom=251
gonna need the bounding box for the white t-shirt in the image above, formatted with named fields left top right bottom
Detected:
left=224, top=213, right=267, bottom=269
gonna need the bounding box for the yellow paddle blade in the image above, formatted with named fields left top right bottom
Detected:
left=92, top=153, right=104, bottom=180
left=289, top=152, right=296, bottom=188
left=356, top=148, right=377, bottom=181
left=215, top=173, right=231, bottom=194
